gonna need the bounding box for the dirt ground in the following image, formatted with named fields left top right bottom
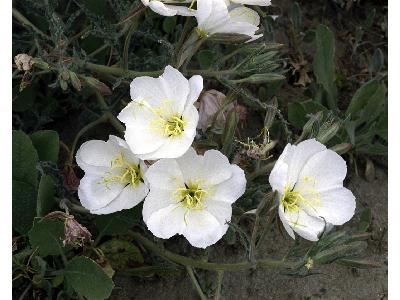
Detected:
left=110, top=167, right=388, bottom=300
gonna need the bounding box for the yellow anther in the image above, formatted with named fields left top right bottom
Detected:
left=100, top=153, right=142, bottom=188
left=175, top=182, right=208, bottom=210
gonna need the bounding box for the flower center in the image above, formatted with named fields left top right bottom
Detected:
left=163, top=115, right=185, bottom=137
left=176, top=182, right=207, bottom=210
left=101, top=153, right=142, bottom=188
left=281, top=177, right=321, bottom=213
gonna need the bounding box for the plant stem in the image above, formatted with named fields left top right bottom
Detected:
left=186, top=266, right=208, bottom=300
left=12, top=8, right=50, bottom=40
left=68, top=114, right=109, bottom=164
left=94, top=91, right=125, bottom=134
left=214, top=271, right=224, bottom=300
left=128, top=231, right=300, bottom=271
left=246, top=161, right=276, bottom=182
left=18, top=283, right=32, bottom=300
left=85, top=62, right=163, bottom=78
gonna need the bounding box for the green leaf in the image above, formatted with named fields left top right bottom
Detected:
left=288, top=100, right=327, bottom=129
left=197, top=50, right=214, bottom=69
left=221, top=110, right=239, bottom=156
left=28, top=218, right=65, bottom=256
left=36, top=175, right=56, bottom=217
left=30, top=130, right=59, bottom=163
left=64, top=256, right=114, bottom=300
left=13, top=180, right=37, bottom=234
left=12, top=130, right=38, bottom=187
left=13, top=130, right=39, bottom=234
left=346, top=80, right=385, bottom=117
left=99, top=239, right=144, bottom=269
left=313, top=25, right=337, bottom=109
left=95, top=206, right=142, bottom=236
left=162, top=16, right=177, bottom=34
left=358, top=208, right=372, bottom=232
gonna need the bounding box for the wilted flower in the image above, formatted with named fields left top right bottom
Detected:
left=195, top=0, right=262, bottom=42
left=196, top=89, right=235, bottom=133
left=118, top=65, right=203, bottom=160
left=269, top=139, right=356, bottom=241
left=143, top=147, right=246, bottom=248
left=44, top=211, right=92, bottom=247
left=14, top=53, right=33, bottom=71
left=141, top=0, right=195, bottom=16
left=63, top=216, right=92, bottom=247
left=76, top=135, right=149, bottom=214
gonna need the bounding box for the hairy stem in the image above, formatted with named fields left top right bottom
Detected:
left=128, top=231, right=301, bottom=271
left=214, top=270, right=224, bottom=300
left=246, top=161, right=276, bottom=182
left=12, top=8, right=50, bottom=39
left=186, top=266, right=208, bottom=300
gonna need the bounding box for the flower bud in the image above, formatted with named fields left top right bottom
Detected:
left=329, top=143, right=352, bottom=155
left=82, top=76, right=112, bottom=95
left=316, top=121, right=340, bottom=144
left=196, top=90, right=235, bottom=134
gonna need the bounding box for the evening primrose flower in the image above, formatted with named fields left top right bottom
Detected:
left=118, top=65, right=203, bottom=160
left=195, top=0, right=262, bottom=42
left=76, top=135, right=149, bottom=215
left=269, top=139, right=356, bottom=241
left=141, top=0, right=195, bottom=16
left=143, top=147, right=246, bottom=248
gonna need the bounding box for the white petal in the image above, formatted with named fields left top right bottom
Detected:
left=228, top=7, right=260, bottom=26
left=200, top=149, right=233, bottom=185
left=145, top=204, right=187, bottom=239
left=204, top=199, right=232, bottom=227
left=75, top=140, right=119, bottom=174
left=176, top=147, right=204, bottom=183
left=197, top=0, right=230, bottom=32
left=186, top=75, right=204, bottom=107
left=208, top=165, right=246, bottom=203
left=160, top=65, right=190, bottom=115
left=183, top=210, right=224, bottom=248
left=278, top=204, right=295, bottom=239
left=148, top=1, right=179, bottom=16
left=142, top=188, right=176, bottom=222
left=169, top=5, right=196, bottom=17
left=91, top=182, right=149, bottom=215
left=78, top=175, right=124, bottom=211
left=296, top=149, right=347, bottom=192
left=108, top=135, right=140, bottom=165
left=286, top=139, right=326, bottom=189
left=303, top=187, right=356, bottom=226
left=138, top=105, right=198, bottom=160
left=145, top=159, right=184, bottom=191
left=129, top=76, right=167, bottom=107
left=285, top=208, right=326, bottom=241
left=231, top=0, right=271, bottom=6
left=269, top=144, right=293, bottom=193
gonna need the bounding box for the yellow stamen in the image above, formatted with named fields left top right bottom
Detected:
left=175, top=182, right=208, bottom=210
left=101, top=153, right=142, bottom=188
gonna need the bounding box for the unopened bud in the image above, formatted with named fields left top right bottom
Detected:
left=317, top=122, right=340, bottom=144
left=232, top=73, right=285, bottom=84
left=82, top=76, right=112, bottom=95
left=329, top=143, right=352, bottom=155
left=303, top=111, right=323, bottom=134
left=196, top=89, right=235, bottom=134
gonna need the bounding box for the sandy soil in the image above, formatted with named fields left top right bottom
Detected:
left=111, top=167, right=387, bottom=300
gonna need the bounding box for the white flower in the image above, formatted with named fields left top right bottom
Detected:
left=195, top=0, right=262, bottom=42
left=269, top=139, right=356, bottom=241
left=142, top=147, right=246, bottom=248
left=76, top=135, right=149, bottom=215
left=224, top=0, right=271, bottom=6
left=118, top=65, right=203, bottom=160
left=141, top=0, right=196, bottom=16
